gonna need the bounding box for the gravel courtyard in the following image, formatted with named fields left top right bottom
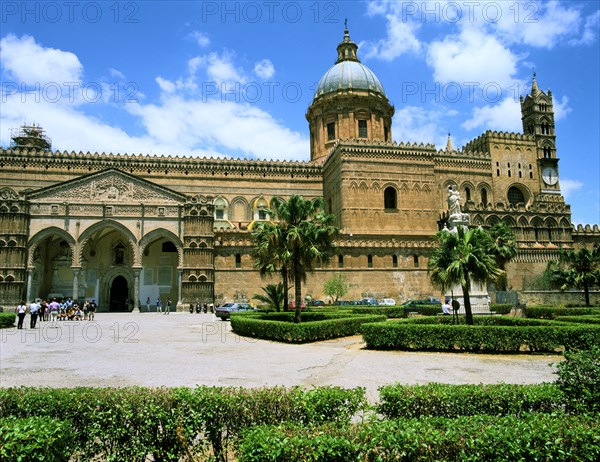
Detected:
left=1, top=312, right=560, bottom=402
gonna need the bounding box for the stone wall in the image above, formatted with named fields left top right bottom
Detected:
left=519, top=290, right=600, bottom=307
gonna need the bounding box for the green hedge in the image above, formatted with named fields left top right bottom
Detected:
left=0, top=416, right=72, bottom=462
left=491, top=303, right=513, bottom=314
left=400, top=316, right=556, bottom=326
left=377, top=383, right=562, bottom=419
left=230, top=313, right=386, bottom=343
left=524, top=306, right=600, bottom=319
left=0, top=312, right=16, bottom=328
left=558, top=315, right=600, bottom=325
left=0, top=386, right=366, bottom=461
left=238, top=413, right=600, bottom=462
left=360, top=321, right=600, bottom=352
left=351, top=306, right=405, bottom=318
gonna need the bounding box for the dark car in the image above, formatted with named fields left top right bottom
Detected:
left=310, top=300, right=325, bottom=307
left=215, top=302, right=254, bottom=320
left=401, top=298, right=441, bottom=308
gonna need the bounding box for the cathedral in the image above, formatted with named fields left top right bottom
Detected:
left=1, top=28, right=598, bottom=311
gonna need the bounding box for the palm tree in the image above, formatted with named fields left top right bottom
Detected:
left=253, top=220, right=291, bottom=312
left=428, top=226, right=503, bottom=325
left=488, top=223, right=518, bottom=291
left=252, top=195, right=337, bottom=323
left=549, top=245, right=600, bottom=306
left=252, top=283, right=286, bottom=311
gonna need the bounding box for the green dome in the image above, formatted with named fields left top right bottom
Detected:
left=315, top=60, right=386, bottom=98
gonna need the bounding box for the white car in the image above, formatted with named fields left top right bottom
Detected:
left=378, top=298, right=396, bottom=306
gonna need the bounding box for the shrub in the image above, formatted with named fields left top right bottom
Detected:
left=377, top=382, right=563, bottom=419
left=524, top=306, right=600, bottom=319
left=238, top=414, right=600, bottom=462
left=0, top=312, right=16, bottom=328
left=556, top=347, right=600, bottom=414
left=0, top=416, right=72, bottom=462
left=490, top=303, right=513, bottom=314
left=351, top=306, right=405, bottom=318
left=230, top=313, right=386, bottom=343
left=360, top=321, right=600, bottom=353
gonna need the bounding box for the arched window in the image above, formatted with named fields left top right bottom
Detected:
left=235, top=253, right=241, bottom=268
left=481, top=189, right=488, bottom=206
left=465, top=187, right=471, bottom=202
left=338, top=254, right=344, bottom=268
left=384, top=187, right=397, bottom=209
left=507, top=187, right=525, bottom=206
left=392, top=255, right=398, bottom=268
left=367, top=254, right=373, bottom=268
left=413, top=255, right=419, bottom=268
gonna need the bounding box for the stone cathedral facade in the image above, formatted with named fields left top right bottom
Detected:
left=1, top=29, right=598, bottom=311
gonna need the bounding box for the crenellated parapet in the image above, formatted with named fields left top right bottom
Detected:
left=434, top=148, right=492, bottom=170
left=572, top=224, right=600, bottom=248
left=324, top=138, right=437, bottom=164
left=463, top=130, right=536, bottom=153
left=0, top=148, right=322, bottom=179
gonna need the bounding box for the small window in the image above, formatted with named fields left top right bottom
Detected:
left=258, top=209, right=267, bottom=220
left=465, top=187, right=471, bottom=202
left=392, top=255, right=398, bottom=268
left=215, top=209, right=224, bottom=220
left=235, top=253, right=241, bottom=268
left=327, top=122, right=336, bottom=141
left=496, top=169, right=500, bottom=177
left=358, top=120, right=367, bottom=138
left=384, top=187, right=397, bottom=209
left=162, top=241, right=178, bottom=252
left=338, top=254, right=344, bottom=268
left=384, top=126, right=389, bottom=141
left=367, top=255, right=373, bottom=268
left=413, top=255, right=419, bottom=268
left=508, top=186, right=525, bottom=206
left=481, top=189, right=488, bottom=206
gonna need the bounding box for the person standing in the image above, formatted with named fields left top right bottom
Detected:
left=29, top=300, right=40, bottom=328
left=156, top=298, right=162, bottom=314
left=88, top=299, right=97, bottom=321
left=441, top=299, right=451, bottom=315
left=16, top=301, right=27, bottom=329
left=146, top=297, right=151, bottom=313
left=48, top=298, right=60, bottom=323
left=165, top=299, right=171, bottom=315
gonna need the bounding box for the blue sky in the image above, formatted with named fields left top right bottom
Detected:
left=1, top=1, right=598, bottom=225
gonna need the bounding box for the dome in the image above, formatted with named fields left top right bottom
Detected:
left=315, top=60, right=386, bottom=98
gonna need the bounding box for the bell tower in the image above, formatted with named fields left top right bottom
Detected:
left=520, top=73, right=560, bottom=191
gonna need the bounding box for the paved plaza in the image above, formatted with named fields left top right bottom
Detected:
left=1, top=312, right=560, bottom=401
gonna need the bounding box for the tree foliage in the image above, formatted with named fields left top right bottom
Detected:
left=323, top=273, right=349, bottom=303
left=549, top=245, right=600, bottom=306
left=252, top=195, right=338, bottom=323
left=252, top=283, right=286, bottom=311
left=488, top=223, right=518, bottom=290
left=428, top=226, right=502, bottom=325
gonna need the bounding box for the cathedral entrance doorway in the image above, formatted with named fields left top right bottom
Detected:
left=109, top=275, right=129, bottom=311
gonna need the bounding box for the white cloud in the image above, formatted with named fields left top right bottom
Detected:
left=559, top=178, right=583, bottom=200
left=571, top=9, right=600, bottom=46
left=361, top=12, right=422, bottom=60
left=427, top=28, right=518, bottom=89
left=553, top=95, right=571, bottom=121
left=461, top=97, right=522, bottom=132
left=190, top=31, right=210, bottom=48
left=109, top=68, right=125, bottom=79
left=0, top=34, right=82, bottom=85
left=392, top=105, right=452, bottom=148
left=253, top=59, right=275, bottom=79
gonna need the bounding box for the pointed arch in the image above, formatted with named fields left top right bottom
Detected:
left=140, top=228, right=184, bottom=267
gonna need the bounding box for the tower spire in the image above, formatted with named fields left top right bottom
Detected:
left=446, top=132, right=454, bottom=151
left=336, top=20, right=360, bottom=64
left=531, top=71, right=539, bottom=96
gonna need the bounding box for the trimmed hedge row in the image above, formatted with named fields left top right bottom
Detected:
left=0, top=312, right=16, bottom=328
left=524, top=306, right=600, bottom=319
left=558, top=315, right=600, bottom=325
left=351, top=306, right=405, bottom=318
left=238, top=413, right=600, bottom=462
left=230, top=313, right=386, bottom=343
left=360, top=321, right=600, bottom=352
left=0, top=386, right=366, bottom=462
left=377, top=382, right=562, bottom=419
left=0, top=416, right=72, bottom=462
left=401, top=316, right=556, bottom=326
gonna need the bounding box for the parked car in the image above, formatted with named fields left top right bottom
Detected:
left=400, top=298, right=440, bottom=308
left=361, top=297, right=378, bottom=306
left=378, top=298, right=396, bottom=306
left=215, top=302, right=254, bottom=320
left=310, top=299, right=325, bottom=307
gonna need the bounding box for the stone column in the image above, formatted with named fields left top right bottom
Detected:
left=133, top=268, right=141, bottom=312
left=177, top=269, right=183, bottom=311
left=26, top=268, right=34, bottom=303
left=71, top=267, right=81, bottom=301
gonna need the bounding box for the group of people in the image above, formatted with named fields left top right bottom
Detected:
left=15, top=297, right=97, bottom=329
left=146, top=297, right=172, bottom=314
left=441, top=299, right=460, bottom=315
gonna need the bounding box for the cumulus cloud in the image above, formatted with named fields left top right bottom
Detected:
left=392, top=105, right=457, bottom=148
left=253, top=59, right=275, bottom=79
left=0, top=34, right=82, bottom=85
left=427, top=28, right=518, bottom=89
left=361, top=12, right=422, bottom=60
left=559, top=179, right=583, bottom=200
left=461, top=97, right=522, bottom=132
left=190, top=31, right=210, bottom=48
